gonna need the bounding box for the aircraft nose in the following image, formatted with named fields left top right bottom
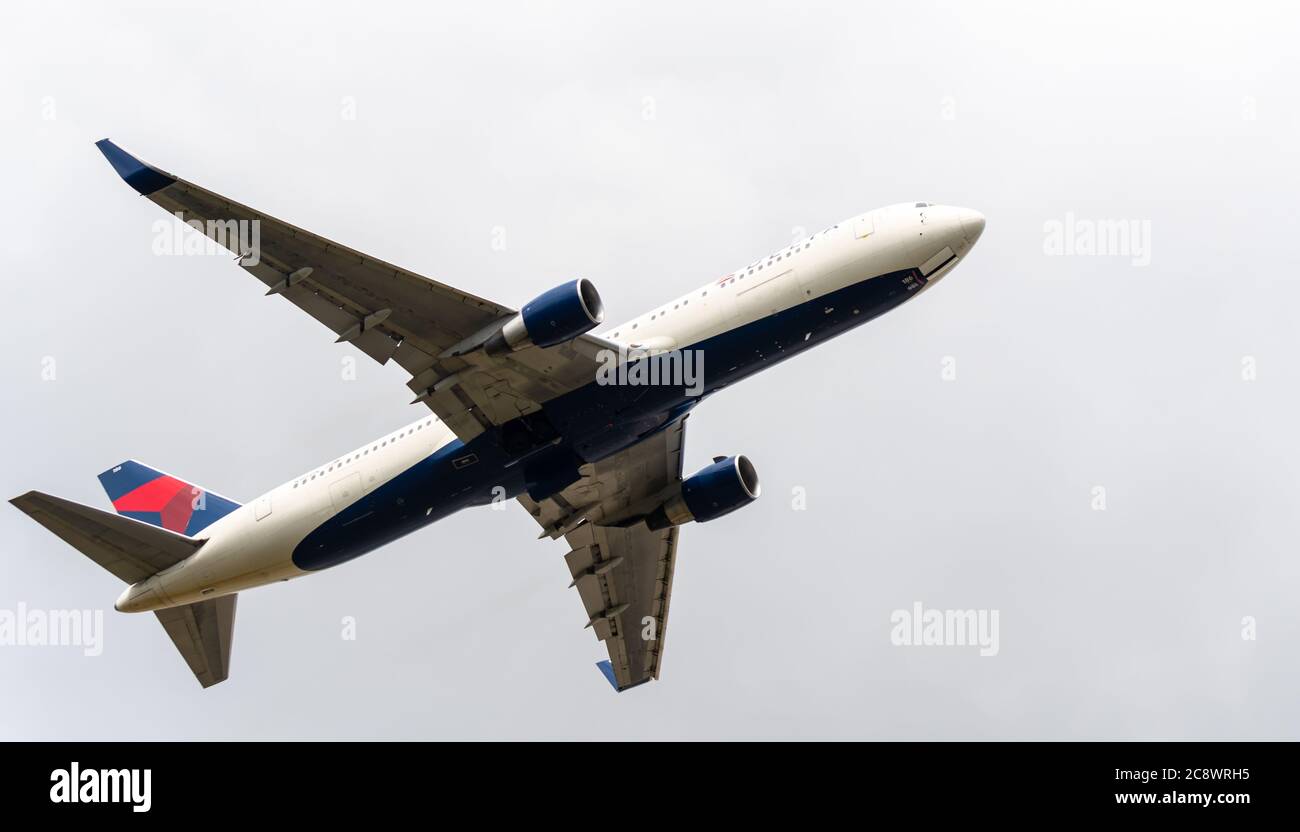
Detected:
left=956, top=207, right=985, bottom=247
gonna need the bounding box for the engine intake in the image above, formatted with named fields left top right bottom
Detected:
left=485, top=278, right=604, bottom=355
left=646, top=455, right=760, bottom=530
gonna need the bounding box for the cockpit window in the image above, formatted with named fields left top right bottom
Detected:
left=915, top=202, right=933, bottom=208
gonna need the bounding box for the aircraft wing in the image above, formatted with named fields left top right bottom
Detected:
left=95, top=139, right=609, bottom=444
left=518, top=419, right=687, bottom=691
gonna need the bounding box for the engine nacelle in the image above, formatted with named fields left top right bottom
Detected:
left=645, top=455, right=761, bottom=530
left=485, top=278, right=605, bottom=355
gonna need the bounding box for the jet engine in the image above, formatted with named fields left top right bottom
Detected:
left=645, top=455, right=760, bottom=530
left=485, top=278, right=605, bottom=355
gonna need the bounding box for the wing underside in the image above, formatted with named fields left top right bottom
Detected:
left=520, top=420, right=687, bottom=690
left=95, top=139, right=607, bottom=443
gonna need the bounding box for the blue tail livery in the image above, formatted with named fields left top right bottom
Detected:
left=98, top=460, right=241, bottom=536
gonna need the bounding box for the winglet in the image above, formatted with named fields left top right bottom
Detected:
left=596, top=660, right=621, bottom=692
left=95, top=139, right=176, bottom=196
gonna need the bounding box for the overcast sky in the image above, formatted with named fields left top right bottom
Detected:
left=2, top=0, right=1298, bottom=739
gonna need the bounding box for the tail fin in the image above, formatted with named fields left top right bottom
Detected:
left=98, top=460, right=240, bottom=536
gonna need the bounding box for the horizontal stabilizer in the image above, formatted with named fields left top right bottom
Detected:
left=155, top=595, right=237, bottom=688
left=9, top=491, right=203, bottom=584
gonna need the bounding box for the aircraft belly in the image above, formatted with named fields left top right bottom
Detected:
left=285, top=269, right=927, bottom=575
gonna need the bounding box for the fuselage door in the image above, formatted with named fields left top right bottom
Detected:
left=254, top=495, right=272, bottom=521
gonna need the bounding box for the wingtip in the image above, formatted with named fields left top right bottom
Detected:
left=596, top=660, right=621, bottom=692
left=94, top=138, right=176, bottom=196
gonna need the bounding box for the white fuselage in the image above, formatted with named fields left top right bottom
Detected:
left=116, top=202, right=983, bottom=613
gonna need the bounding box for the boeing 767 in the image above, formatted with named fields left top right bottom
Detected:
left=12, top=140, right=984, bottom=690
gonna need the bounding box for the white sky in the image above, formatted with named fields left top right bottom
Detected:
left=1, top=0, right=1298, bottom=739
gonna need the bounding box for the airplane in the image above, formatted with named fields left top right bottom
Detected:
left=11, top=139, right=985, bottom=691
